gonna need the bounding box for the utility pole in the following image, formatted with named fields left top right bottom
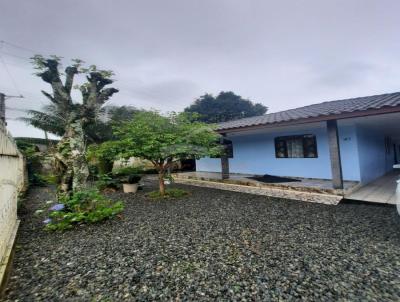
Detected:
left=0, top=93, right=5, bottom=124
left=0, top=92, right=24, bottom=125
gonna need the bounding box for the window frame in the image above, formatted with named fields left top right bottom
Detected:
left=274, top=134, right=318, bottom=159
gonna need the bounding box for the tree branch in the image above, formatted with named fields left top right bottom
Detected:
left=64, top=66, right=78, bottom=94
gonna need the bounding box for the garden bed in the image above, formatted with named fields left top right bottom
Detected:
left=3, top=178, right=400, bottom=301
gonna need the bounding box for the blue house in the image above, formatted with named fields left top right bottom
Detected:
left=196, top=92, right=400, bottom=193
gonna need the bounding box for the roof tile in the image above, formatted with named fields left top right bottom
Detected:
left=218, top=92, right=400, bottom=131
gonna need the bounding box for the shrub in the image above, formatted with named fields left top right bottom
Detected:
left=146, top=188, right=189, bottom=199
left=121, top=174, right=141, bottom=184
left=40, top=173, right=58, bottom=185
left=112, top=166, right=144, bottom=177
left=96, top=174, right=121, bottom=191
left=44, top=189, right=124, bottom=231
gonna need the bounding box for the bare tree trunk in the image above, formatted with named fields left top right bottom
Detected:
left=56, top=119, right=89, bottom=194
left=158, top=170, right=166, bottom=195
left=69, top=120, right=89, bottom=192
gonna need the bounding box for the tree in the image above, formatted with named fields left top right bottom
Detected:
left=23, top=103, right=137, bottom=143
left=96, top=111, right=221, bottom=195
left=86, top=106, right=140, bottom=174
left=31, top=55, right=118, bottom=194
left=83, top=105, right=139, bottom=144
left=24, top=103, right=139, bottom=175
left=184, top=91, right=267, bottom=123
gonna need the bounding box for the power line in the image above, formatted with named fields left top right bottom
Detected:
left=0, top=40, right=40, bottom=54
left=0, top=50, right=30, bottom=61
left=0, top=54, right=24, bottom=97
left=5, top=107, right=27, bottom=113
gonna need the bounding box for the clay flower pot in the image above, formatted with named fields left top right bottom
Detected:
left=123, top=183, right=139, bottom=193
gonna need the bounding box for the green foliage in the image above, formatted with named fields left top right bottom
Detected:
left=96, top=110, right=221, bottom=195
left=112, top=166, right=157, bottom=176
left=45, top=190, right=124, bottom=231
left=111, top=166, right=142, bottom=184
left=96, top=174, right=120, bottom=191
left=146, top=188, right=189, bottom=199
left=123, top=175, right=141, bottom=184
left=20, top=104, right=66, bottom=136
left=40, top=174, right=58, bottom=184
left=102, top=111, right=222, bottom=162
left=112, top=166, right=143, bottom=177
left=16, top=140, right=40, bottom=159
left=29, top=173, right=47, bottom=186
left=184, top=91, right=268, bottom=123
left=16, top=140, right=44, bottom=185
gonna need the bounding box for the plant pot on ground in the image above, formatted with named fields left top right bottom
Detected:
left=122, top=175, right=141, bottom=193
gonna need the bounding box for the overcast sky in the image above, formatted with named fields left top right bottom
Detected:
left=1, top=0, right=399, bottom=138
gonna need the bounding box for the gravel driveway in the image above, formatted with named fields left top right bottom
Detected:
left=3, top=179, right=400, bottom=301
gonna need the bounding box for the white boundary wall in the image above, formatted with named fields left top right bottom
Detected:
left=0, top=121, right=24, bottom=284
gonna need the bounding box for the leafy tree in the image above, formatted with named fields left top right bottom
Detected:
left=84, top=105, right=139, bottom=143
left=30, top=55, right=118, bottom=194
left=184, top=91, right=267, bottom=123
left=95, top=111, right=221, bottom=195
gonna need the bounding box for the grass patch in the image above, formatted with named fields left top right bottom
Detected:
left=146, top=188, right=189, bottom=199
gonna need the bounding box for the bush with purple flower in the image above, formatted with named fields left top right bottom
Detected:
left=44, top=189, right=123, bottom=231
left=49, top=203, right=65, bottom=211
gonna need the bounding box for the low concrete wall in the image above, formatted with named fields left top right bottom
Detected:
left=0, top=121, right=25, bottom=290
left=174, top=177, right=342, bottom=205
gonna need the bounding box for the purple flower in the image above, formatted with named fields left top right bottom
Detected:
left=43, top=218, right=52, bottom=224
left=50, top=203, right=65, bottom=211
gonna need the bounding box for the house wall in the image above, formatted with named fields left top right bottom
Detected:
left=196, top=124, right=361, bottom=181
left=356, top=126, right=394, bottom=184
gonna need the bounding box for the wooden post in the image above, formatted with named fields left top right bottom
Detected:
left=220, top=135, right=229, bottom=180
left=327, top=120, right=343, bottom=189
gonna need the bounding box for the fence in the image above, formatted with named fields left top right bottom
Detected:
left=0, top=120, right=25, bottom=286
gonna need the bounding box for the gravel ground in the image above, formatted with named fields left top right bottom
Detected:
left=3, top=178, right=400, bottom=301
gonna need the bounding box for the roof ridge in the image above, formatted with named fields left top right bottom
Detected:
left=218, top=91, right=400, bottom=130
left=280, top=91, right=400, bottom=113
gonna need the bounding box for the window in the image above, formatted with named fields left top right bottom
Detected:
left=275, top=134, right=318, bottom=158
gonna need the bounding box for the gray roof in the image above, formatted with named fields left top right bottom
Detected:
left=218, top=92, right=400, bottom=131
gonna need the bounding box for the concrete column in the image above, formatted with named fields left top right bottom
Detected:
left=220, top=135, right=229, bottom=180
left=327, top=120, right=343, bottom=189
left=221, top=156, right=229, bottom=180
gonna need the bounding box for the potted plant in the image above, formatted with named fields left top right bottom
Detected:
left=122, top=175, right=141, bottom=193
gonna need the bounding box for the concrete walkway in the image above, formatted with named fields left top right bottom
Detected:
left=345, top=170, right=399, bottom=204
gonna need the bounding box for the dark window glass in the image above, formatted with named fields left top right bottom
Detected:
left=275, top=134, right=318, bottom=158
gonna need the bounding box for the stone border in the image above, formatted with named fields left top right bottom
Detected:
left=174, top=178, right=342, bottom=205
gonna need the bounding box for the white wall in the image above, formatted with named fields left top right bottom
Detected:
left=0, top=122, right=24, bottom=283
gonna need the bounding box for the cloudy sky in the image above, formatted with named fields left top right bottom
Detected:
left=0, top=0, right=399, bottom=138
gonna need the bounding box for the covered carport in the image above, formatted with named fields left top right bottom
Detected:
left=343, top=111, right=400, bottom=204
